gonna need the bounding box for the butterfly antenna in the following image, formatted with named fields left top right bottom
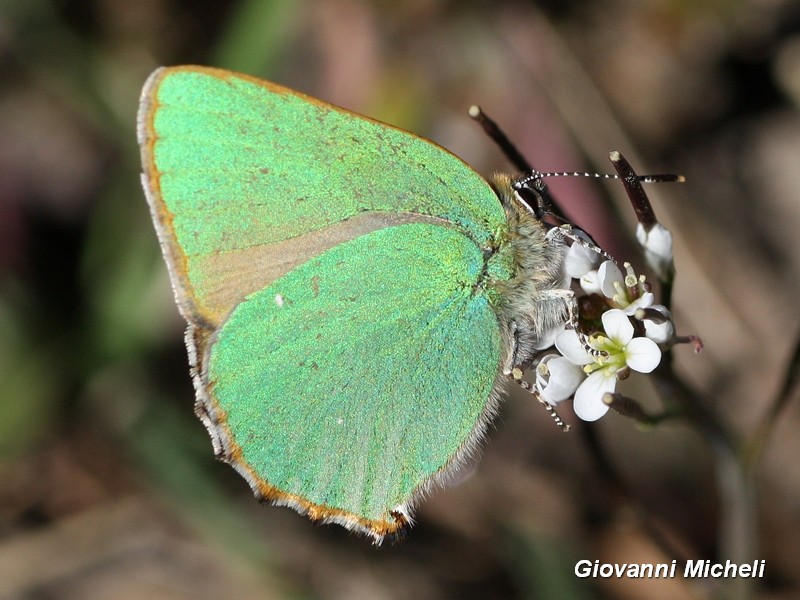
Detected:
left=469, top=105, right=567, bottom=221
left=534, top=171, right=685, bottom=184
left=468, top=105, right=685, bottom=219
left=468, top=105, right=532, bottom=173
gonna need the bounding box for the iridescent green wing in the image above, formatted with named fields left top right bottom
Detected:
left=138, top=66, right=506, bottom=328
left=208, top=223, right=502, bottom=541
left=138, top=66, right=509, bottom=542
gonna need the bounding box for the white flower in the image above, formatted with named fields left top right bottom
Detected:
left=599, top=310, right=662, bottom=373
left=639, top=304, right=674, bottom=344
left=598, top=260, right=623, bottom=298
left=555, top=309, right=662, bottom=421
left=535, top=355, right=585, bottom=405
left=554, top=328, right=596, bottom=366
left=573, top=371, right=618, bottom=421
left=565, top=241, right=600, bottom=279
left=636, top=222, right=674, bottom=281
left=579, top=269, right=602, bottom=295
left=597, top=261, right=654, bottom=315
left=533, top=322, right=567, bottom=351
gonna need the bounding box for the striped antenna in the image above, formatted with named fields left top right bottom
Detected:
left=530, top=172, right=685, bottom=183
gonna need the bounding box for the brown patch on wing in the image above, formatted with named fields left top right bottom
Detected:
left=189, top=212, right=451, bottom=326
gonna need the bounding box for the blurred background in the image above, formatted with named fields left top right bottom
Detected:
left=2, top=0, right=800, bottom=598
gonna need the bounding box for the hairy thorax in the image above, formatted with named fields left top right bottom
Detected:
left=485, top=174, right=570, bottom=370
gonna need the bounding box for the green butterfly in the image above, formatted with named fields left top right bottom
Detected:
left=138, top=66, right=572, bottom=543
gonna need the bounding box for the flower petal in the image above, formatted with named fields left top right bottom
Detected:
left=573, top=371, right=616, bottom=421
left=537, top=356, right=585, bottom=403
left=636, top=222, right=674, bottom=280
left=565, top=243, right=599, bottom=279
left=580, top=269, right=602, bottom=295
left=624, top=337, right=662, bottom=373
left=622, top=292, right=654, bottom=315
left=644, top=322, right=673, bottom=343
left=642, top=305, right=674, bottom=343
left=534, top=323, right=565, bottom=351
left=555, top=330, right=594, bottom=365
left=598, top=261, right=623, bottom=299
left=601, top=309, right=634, bottom=344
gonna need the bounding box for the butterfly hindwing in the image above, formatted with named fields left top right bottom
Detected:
left=205, top=223, right=502, bottom=539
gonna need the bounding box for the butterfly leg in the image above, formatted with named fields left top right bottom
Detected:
left=552, top=224, right=615, bottom=263
left=538, top=287, right=604, bottom=358
left=503, top=319, right=570, bottom=431
left=507, top=364, right=570, bottom=432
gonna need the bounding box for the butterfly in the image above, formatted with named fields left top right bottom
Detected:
left=138, top=66, right=577, bottom=543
